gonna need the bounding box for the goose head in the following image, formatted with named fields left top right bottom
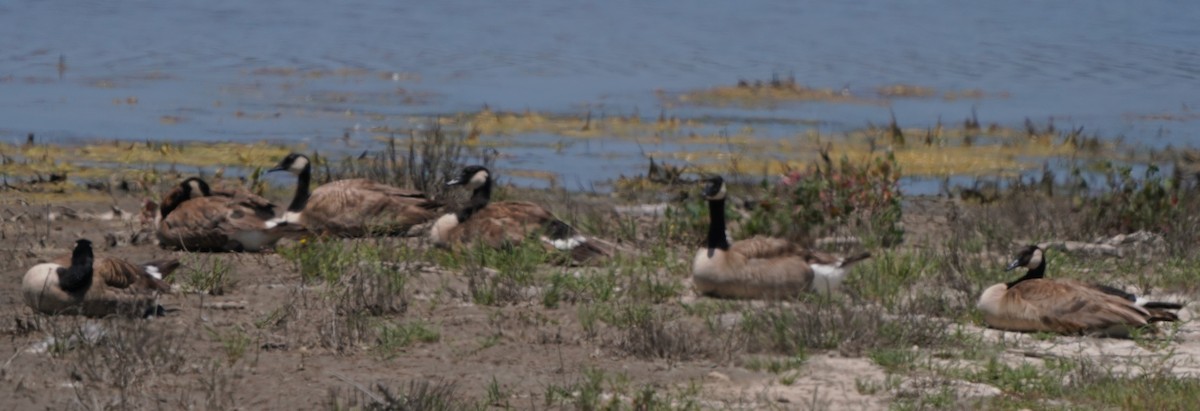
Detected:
left=702, top=175, right=727, bottom=201
left=180, top=177, right=212, bottom=198
left=447, top=165, right=491, bottom=190
left=269, top=153, right=311, bottom=176
left=1005, top=244, right=1045, bottom=272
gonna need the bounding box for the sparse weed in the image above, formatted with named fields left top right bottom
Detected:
left=867, top=347, right=919, bottom=374
left=739, top=298, right=954, bottom=357
left=461, top=239, right=546, bottom=306
left=325, top=379, right=473, bottom=411
left=279, top=238, right=375, bottom=285
left=375, top=320, right=441, bottom=358
left=742, top=353, right=807, bottom=374
left=206, top=325, right=254, bottom=365
left=485, top=376, right=509, bottom=408
left=177, top=255, right=235, bottom=295
left=847, top=250, right=934, bottom=309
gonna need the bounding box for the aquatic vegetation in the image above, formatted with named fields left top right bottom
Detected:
left=0, top=140, right=296, bottom=178
left=418, top=107, right=1118, bottom=179
left=665, top=78, right=999, bottom=108
left=650, top=122, right=1113, bottom=178
left=875, top=84, right=994, bottom=100
left=0, top=140, right=297, bottom=203
left=429, top=106, right=695, bottom=140
left=670, top=77, right=867, bottom=107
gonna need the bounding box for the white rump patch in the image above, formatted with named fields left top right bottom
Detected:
left=266, top=211, right=302, bottom=228
left=1134, top=296, right=1148, bottom=306
left=546, top=235, right=586, bottom=250
left=810, top=263, right=847, bottom=294
left=144, top=266, right=163, bottom=280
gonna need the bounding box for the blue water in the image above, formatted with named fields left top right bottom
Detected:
left=2, top=0, right=1198, bottom=190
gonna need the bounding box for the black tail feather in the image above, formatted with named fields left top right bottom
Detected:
left=839, top=252, right=872, bottom=268
left=1142, top=301, right=1185, bottom=310
left=1147, top=309, right=1180, bottom=323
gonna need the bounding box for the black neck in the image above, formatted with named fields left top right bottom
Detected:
left=456, top=178, right=492, bottom=221
left=287, top=166, right=312, bottom=213
left=1006, top=258, right=1045, bottom=288
left=159, top=191, right=183, bottom=219
left=706, top=198, right=730, bottom=251
left=57, top=245, right=94, bottom=292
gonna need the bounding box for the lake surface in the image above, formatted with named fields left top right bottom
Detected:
left=2, top=0, right=1198, bottom=191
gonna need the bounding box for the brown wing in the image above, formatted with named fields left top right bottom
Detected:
left=446, top=201, right=559, bottom=247
left=212, top=187, right=277, bottom=218
left=303, top=180, right=438, bottom=236
left=326, top=179, right=429, bottom=198
left=50, top=256, right=171, bottom=292
left=731, top=236, right=804, bottom=259
left=805, top=250, right=872, bottom=267
left=1006, top=279, right=1150, bottom=334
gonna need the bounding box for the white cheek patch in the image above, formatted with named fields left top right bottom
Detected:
left=187, top=181, right=204, bottom=197
left=468, top=170, right=490, bottom=189
left=290, top=157, right=309, bottom=174
left=1029, top=249, right=1043, bottom=268
left=706, top=183, right=727, bottom=200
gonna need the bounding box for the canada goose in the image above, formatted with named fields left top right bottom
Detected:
left=268, top=153, right=441, bottom=237
left=431, top=165, right=613, bottom=263
left=22, top=239, right=180, bottom=317
left=157, top=177, right=299, bottom=252
left=157, top=177, right=275, bottom=221
left=976, top=245, right=1182, bottom=335
left=691, top=176, right=871, bottom=299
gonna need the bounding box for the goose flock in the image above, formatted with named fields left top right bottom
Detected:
left=21, top=153, right=1185, bottom=338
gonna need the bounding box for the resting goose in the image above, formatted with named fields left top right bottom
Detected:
left=268, top=153, right=441, bottom=237
left=157, top=177, right=299, bottom=252
left=22, top=239, right=179, bottom=317
left=691, top=175, right=871, bottom=299
left=976, top=245, right=1182, bottom=335
left=430, top=165, right=613, bottom=263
